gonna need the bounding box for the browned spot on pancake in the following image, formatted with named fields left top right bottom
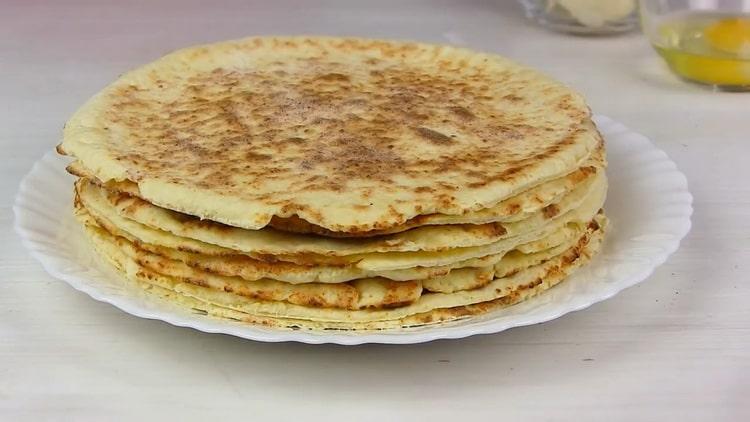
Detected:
left=174, top=245, right=207, bottom=254
left=435, top=193, right=457, bottom=208
left=414, top=186, right=434, bottom=193
left=66, top=163, right=87, bottom=179
left=244, top=151, right=271, bottom=161
left=413, top=127, right=453, bottom=145
left=135, top=270, right=154, bottom=281
left=380, top=300, right=416, bottom=309
left=542, top=203, right=560, bottom=219
left=375, top=280, right=421, bottom=309
left=505, top=202, right=521, bottom=215
left=414, top=313, right=436, bottom=325
left=437, top=182, right=458, bottom=191
left=386, top=204, right=405, bottom=220
left=465, top=222, right=507, bottom=237
left=183, top=217, right=234, bottom=232
left=184, top=278, right=210, bottom=292
left=524, top=278, right=544, bottom=290
left=106, top=190, right=132, bottom=207
left=576, top=165, right=597, bottom=181
left=449, top=106, right=475, bottom=120
left=302, top=296, right=325, bottom=308
left=316, top=73, right=350, bottom=82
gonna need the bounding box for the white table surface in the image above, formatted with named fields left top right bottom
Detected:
left=2, top=1, right=748, bottom=421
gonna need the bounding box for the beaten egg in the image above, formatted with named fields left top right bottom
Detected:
left=653, top=14, right=750, bottom=89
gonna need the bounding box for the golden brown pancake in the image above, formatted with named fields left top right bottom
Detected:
left=60, top=36, right=609, bottom=331
left=59, top=36, right=601, bottom=233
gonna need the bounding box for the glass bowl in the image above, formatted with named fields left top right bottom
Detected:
left=519, top=0, right=640, bottom=35
left=640, top=0, right=750, bottom=91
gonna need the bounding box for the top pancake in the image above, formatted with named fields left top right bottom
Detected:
left=58, top=36, right=600, bottom=233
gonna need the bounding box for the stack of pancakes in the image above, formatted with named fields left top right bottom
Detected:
left=58, top=37, right=608, bottom=330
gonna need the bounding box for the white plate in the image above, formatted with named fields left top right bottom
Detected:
left=14, top=116, right=692, bottom=345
